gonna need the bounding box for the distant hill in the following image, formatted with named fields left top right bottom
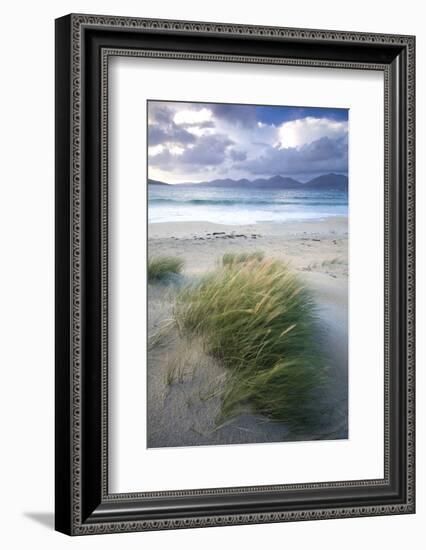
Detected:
left=187, top=173, right=347, bottom=190
left=148, top=173, right=348, bottom=190
left=188, top=175, right=301, bottom=189
left=148, top=179, right=169, bottom=186
left=303, top=173, right=348, bottom=191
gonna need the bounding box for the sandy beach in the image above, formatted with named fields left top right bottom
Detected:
left=147, top=217, right=348, bottom=448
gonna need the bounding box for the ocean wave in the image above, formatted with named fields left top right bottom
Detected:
left=149, top=198, right=347, bottom=207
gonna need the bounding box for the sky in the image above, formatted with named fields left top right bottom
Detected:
left=147, top=100, right=348, bottom=184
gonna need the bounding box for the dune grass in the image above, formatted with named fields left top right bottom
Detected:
left=173, top=257, right=328, bottom=429
left=148, top=256, right=184, bottom=282
left=222, top=250, right=265, bottom=266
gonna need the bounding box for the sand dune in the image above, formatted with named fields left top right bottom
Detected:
left=147, top=217, right=348, bottom=448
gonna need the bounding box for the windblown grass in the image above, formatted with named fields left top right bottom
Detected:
left=174, top=257, right=328, bottom=429
left=222, top=250, right=265, bottom=266
left=148, top=256, right=184, bottom=282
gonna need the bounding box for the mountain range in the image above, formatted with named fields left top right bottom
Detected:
left=148, top=173, right=348, bottom=191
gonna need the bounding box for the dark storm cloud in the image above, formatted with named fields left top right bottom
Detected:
left=241, top=135, right=348, bottom=176
left=148, top=125, right=196, bottom=146
left=149, top=134, right=234, bottom=170
left=210, top=104, right=258, bottom=127
left=149, top=103, right=174, bottom=125
left=148, top=103, right=199, bottom=146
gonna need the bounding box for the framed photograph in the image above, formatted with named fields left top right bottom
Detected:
left=55, top=14, right=415, bottom=535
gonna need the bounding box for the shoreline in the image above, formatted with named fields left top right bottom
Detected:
left=148, top=215, right=347, bottom=231
left=148, top=216, right=348, bottom=274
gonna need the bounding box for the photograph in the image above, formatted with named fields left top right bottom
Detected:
left=147, top=100, right=349, bottom=448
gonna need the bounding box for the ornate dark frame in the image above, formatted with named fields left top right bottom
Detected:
left=55, top=13, right=415, bottom=536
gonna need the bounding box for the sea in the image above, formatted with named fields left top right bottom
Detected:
left=148, top=185, right=348, bottom=225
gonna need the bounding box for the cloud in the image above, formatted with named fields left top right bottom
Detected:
left=147, top=103, right=199, bottom=146
left=149, top=134, right=234, bottom=172
left=278, top=117, right=348, bottom=148
left=148, top=103, right=174, bottom=125
left=229, top=149, right=247, bottom=161
left=173, top=107, right=212, bottom=125
left=148, top=101, right=348, bottom=182
left=210, top=103, right=258, bottom=127
left=241, top=135, right=348, bottom=176
left=148, top=102, right=220, bottom=145
left=147, top=124, right=195, bottom=146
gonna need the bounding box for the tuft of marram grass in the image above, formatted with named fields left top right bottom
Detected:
left=148, top=256, right=184, bottom=282
left=222, top=250, right=265, bottom=266
left=174, top=257, right=328, bottom=428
